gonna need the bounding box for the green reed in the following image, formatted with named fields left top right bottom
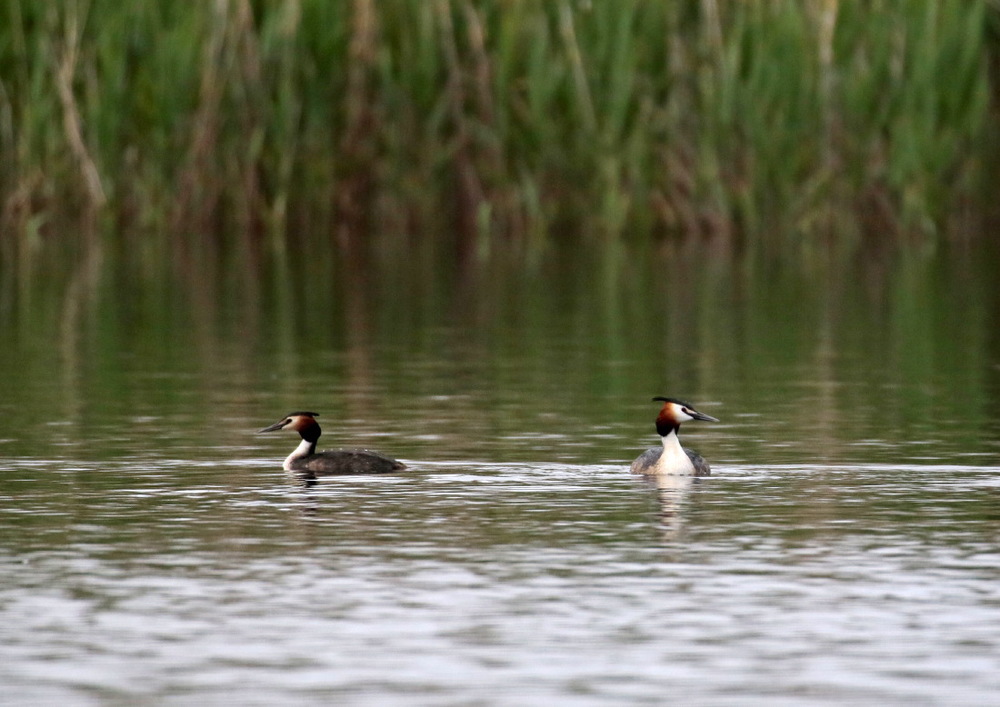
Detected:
left=0, top=0, right=993, bottom=264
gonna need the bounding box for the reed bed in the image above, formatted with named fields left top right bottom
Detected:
left=0, top=0, right=994, bottom=264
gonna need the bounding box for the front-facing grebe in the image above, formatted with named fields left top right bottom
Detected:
left=630, top=397, right=718, bottom=476
left=258, top=411, right=405, bottom=475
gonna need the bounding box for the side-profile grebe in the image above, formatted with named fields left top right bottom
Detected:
left=257, top=411, right=406, bottom=475
left=630, top=397, right=718, bottom=476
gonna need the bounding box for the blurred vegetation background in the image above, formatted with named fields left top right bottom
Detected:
left=0, top=0, right=997, bottom=272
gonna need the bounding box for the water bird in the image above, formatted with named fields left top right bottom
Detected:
left=257, top=411, right=406, bottom=476
left=630, top=397, right=718, bottom=476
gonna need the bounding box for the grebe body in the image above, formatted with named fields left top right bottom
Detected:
left=258, top=411, right=405, bottom=476
left=631, top=397, right=718, bottom=476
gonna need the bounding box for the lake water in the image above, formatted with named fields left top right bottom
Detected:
left=2, top=239, right=1000, bottom=705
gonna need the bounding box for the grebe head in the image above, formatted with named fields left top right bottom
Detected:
left=257, top=412, right=322, bottom=440
left=652, top=397, right=718, bottom=435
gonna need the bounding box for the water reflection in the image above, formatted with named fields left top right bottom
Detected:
left=4, top=236, right=1000, bottom=469
left=3, top=455, right=1000, bottom=704
left=4, top=233, right=1000, bottom=703
left=638, top=473, right=696, bottom=540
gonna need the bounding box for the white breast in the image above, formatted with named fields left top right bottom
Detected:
left=283, top=438, right=315, bottom=471
left=654, top=430, right=696, bottom=475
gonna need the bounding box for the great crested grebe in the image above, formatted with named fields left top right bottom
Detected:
left=257, top=411, right=406, bottom=475
left=630, top=397, right=718, bottom=476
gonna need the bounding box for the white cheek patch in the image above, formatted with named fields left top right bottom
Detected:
left=672, top=404, right=694, bottom=423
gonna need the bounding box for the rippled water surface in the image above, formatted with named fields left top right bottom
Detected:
left=2, top=245, right=1000, bottom=704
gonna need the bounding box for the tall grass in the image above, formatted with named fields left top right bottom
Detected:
left=0, top=0, right=994, bottom=265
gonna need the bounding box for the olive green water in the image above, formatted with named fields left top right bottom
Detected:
left=2, top=237, right=1000, bottom=705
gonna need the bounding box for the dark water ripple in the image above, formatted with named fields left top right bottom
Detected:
left=3, top=457, right=1000, bottom=705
